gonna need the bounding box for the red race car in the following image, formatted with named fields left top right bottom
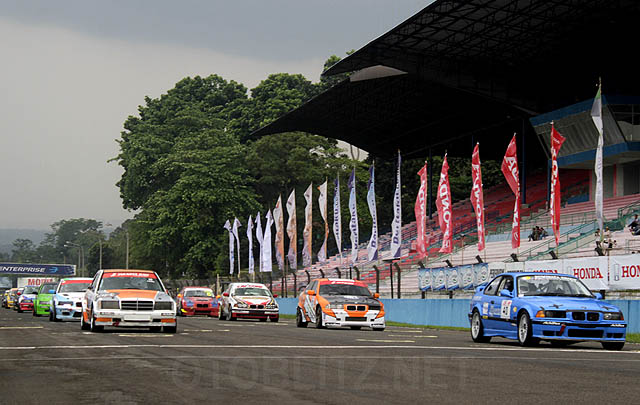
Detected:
left=176, top=287, right=219, bottom=317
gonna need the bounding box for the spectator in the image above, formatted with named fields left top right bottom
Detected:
left=528, top=227, right=537, bottom=242
left=540, top=227, right=548, bottom=239
left=629, top=215, right=639, bottom=234
left=595, top=228, right=602, bottom=249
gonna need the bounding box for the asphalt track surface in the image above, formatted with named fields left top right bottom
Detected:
left=1, top=309, right=639, bottom=404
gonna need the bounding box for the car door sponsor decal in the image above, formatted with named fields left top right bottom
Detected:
left=482, top=302, right=489, bottom=315
left=501, top=300, right=512, bottom=319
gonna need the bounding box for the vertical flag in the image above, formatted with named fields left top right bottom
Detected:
left=261, top=210, right=273, bottom=272
left=303, top=184, right=313, bottom=267
left=317, top=180, right=328, bottom=262
left=223, top=220, right=234, bottom=274
left=502, top=134, right=521, bottom=249
left=286, top=190, right=297, bottom=270
left=436, top=155, right=453, bottom=253
left=255, top=212, right=263, bottom=273
left=471, top=143, right=486, bottom=251
left=273, top=196, right=285, bottom=271
left=591, top=81, right=604, bottom=235
left=348, top=168, right=359, bottom=263
left=333, top=176, right=342, bottom=255
left=232, top=218, right=242, bottom=275
left=415, top=162, right=428, bottom=258
left=366, top=165, right=378, bottom=261
left=550, top=124, right=566, bottom=247
left=391, top=151, right=402, bottom=258
left=247, top=215, right=254, bottom=274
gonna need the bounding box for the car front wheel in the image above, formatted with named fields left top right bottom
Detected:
left=602, top=341, right=625, bottom=351
left=471, top=311, right=491, bottom=343
left=315, top=307, right=324, bottom=329
left=517, top=312, right=537, bottom=346
left=296, top=308, right=307, bottom=328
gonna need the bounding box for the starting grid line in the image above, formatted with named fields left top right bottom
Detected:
left=0, top=344, right=638, bottom=355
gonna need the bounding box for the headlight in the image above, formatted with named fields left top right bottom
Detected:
left=266, top=303, right=278, bottom=309
left=604, top=312, right=624, bottom=320
left=100, top=300, right=119, bottom=310
left=57, top=301, right=72, bottom=306
left=154, top=301, right=173, bottom=310
left=235, top=302, right=248, bottom=308
left=535, top=310, right=566, bottom=318
left=326, top=303, right=343, bottom=310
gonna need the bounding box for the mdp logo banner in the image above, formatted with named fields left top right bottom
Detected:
left=459, top=265, right=474, bottom=290
left=446, top=268, right=459, bottom=290
left=473, top=263, right=490, bottom=286
left=0, top=263, right=75, bottom=276
left=418, top=268, right=431, bottom=291
left=432, top=268, right=447, bottom=290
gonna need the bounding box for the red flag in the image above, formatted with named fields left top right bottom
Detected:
left=414, top=163, right=428, bottom=258
left=471, top=143, right=485, bottom=251
left=550, top=124, right=566, bottom=247
left=436, top=155, right=453, bottom=253
left=501, top=134, right=520, bottom=249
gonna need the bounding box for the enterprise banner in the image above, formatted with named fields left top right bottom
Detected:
left=0, top=263, right=76, bottom=276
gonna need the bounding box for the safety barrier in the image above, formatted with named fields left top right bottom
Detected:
left=276, top=297, right=640, bottom=333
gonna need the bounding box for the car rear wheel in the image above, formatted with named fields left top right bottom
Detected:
left=517, top=312, right=537, bottom=346
left=296, top=308, right=308, bottom=328
left=315, top=306, right=324, bottom=329
left=602, top=341, right=625, bottom=351
left=163, top=324, right=177, bottom=333
left=471, top=311, right=491, bottom=343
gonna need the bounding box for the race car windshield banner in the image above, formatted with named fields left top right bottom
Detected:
left=436, top=154, right=452, bottom=253
left=366, top=165, right=378, bottom=262
left=550, top=125, right=566, bottom=247
left=391, top=151, right=402, bottom=258
left=286, top=189, right=297, bottom=270
left=471, top=143, right=485, bottom=251
left=102, top=272, right=157, bottom=278
left=348, top=168, right=359, bottom=264
left=501, top=133, right=520, bottom=249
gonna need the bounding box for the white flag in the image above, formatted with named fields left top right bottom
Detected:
left=223, top=219, right=234, bottom=274
left=261, top=210, right=273, bottom=272
left=591, top=82, right=604, bottom=234
left=390, top=151, right=402, bottom=258
left=255, top=212, right=263, bottom=272
left=247, top=215, right=254, bottom=274
left=286, top=189, right=297, bottom=270
left=333, top=176, right=342, bottom=255
left=232, top=218, right=242, bottom=275
left=367, top=165, right=378, bottom=261
left=317, top=180, right=328, bottom=262
left=303, top=183, right=313, bottom=267
left=348, top=168, right=359, bottom=263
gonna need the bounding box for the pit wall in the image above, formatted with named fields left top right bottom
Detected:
left=275, top=298, right=640, bottom=333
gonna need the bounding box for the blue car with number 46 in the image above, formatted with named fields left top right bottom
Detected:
left=469, top=272, right=627, bottom=350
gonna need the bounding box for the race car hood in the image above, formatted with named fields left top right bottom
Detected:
left=234, top=295, right=273, bottom=305
left=56, top=292, right=85, bottom=301
left=21, top=293, right=37, bottom=300
left=322, top=295, right=381, bottom=307
left=525, top=297, right=621, bottom=312
left=100, top=289, right=164, bottom=300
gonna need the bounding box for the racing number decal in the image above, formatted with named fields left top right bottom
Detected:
left=501, top=300, right=512, bottom=320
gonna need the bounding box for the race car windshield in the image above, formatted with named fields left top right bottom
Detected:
left=99, top=276, right=163, bottom=291
left=233, top=288, right=270, bottom=296
left=23, top=286, right=39, bottom=294
left=59, top=282, right=91, bottom=293
left=517, top=275, right=593, bottom=297
left=184, top=290, right=212, bottom=297
left=39, top=284, right=57, bottom=293
left=319, top=284, right=372, bottom=297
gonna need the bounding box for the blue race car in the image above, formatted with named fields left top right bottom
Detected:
left=50, top=277, right=92, bottom=321
left=469, top=272, right=626, bottom=350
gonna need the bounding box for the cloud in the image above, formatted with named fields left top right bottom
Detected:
left=0, top=18, right=323, bottom=229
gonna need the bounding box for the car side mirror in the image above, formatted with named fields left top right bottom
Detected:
left=48, top=290, right=56, bottom=294
left=594, top=292, right=603, bottom=300
left=222, top=292, right=229, bottom=297
left=307, top=290, right=316, bottom=296
left=373, top=293, right=380, bottom=299
left=177, top=294, right=182, bottom=299
left=499, top=289, right=514, bottom=298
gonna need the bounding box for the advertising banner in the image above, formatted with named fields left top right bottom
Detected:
left=0, top=263, right=75, bottom=276
left=446, top=268, right=459, bottom=290
left=562, top=257, right=608, bottom=290
left=524, top=260, right=562, bottom=273
left=473, top=263, right=491, bottom=286
left=436, top=154, right=453, bottom=253
left=459, top=265, right=474, bottom=290
left=17, top=277, right=57, bottom=288
left=418, top=268, right=431, bottom=291
left=432, top=268, right=446, bottom=290
left=609, top=255, right=640, bottom=290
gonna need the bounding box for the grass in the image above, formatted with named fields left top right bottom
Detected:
left=626, top=333, right=640, bottom=343
left=386, top=321, right=469, bottom=331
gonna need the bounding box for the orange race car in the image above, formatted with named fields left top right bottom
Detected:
left=296, top=278, right=385, bottom=331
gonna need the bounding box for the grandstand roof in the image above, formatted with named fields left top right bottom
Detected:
left=253, top=0, right=640, bottom=160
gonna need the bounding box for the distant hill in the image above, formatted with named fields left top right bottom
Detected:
left=0, top=229, right=48, bottom=254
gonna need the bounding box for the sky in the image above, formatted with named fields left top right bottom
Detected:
left=0, top=0, right=430, bottom=230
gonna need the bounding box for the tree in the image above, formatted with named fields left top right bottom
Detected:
left=11, top=239, right=37, bottom=263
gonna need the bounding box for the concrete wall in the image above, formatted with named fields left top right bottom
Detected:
left=276, top=298, right=640, bottom=333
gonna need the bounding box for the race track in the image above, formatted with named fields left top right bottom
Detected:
left=1, top=309, right=639, bottom=404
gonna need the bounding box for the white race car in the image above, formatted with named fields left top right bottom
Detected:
left=218, top=282, right=279, bottom=322
left=81, top=269, right=177, bottom=333
left=50, top=277, right=92, bottom=321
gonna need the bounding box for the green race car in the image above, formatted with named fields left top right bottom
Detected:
left=33, top=282, right=59, bottom=317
